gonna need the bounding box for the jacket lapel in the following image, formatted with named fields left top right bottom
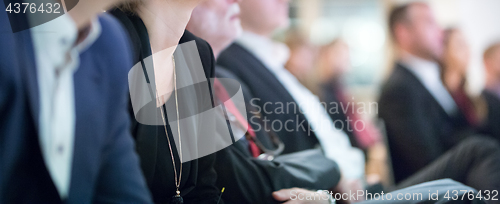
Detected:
left=396, top=63, right=451, bottom=119
left=230, top=43, right=295, bottom=101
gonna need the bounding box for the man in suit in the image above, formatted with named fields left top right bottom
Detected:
left=379, top=4, right=468, bottom=182
left=0, top=0, right=152, bottom=203
left=482, top=42, right=500, bottom=140
left=216, top=0, right=500, bottom=202
left=217, top=0, right=369, bottom=198
left=378, top=2, right=500, bottom=191
left=186, top=0, right=340, bottom=203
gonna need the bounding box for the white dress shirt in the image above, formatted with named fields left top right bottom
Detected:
left=237, top=32, right=365, bottom=180
left=29, top=15, right=101, bottom=199
left=400, top=52, right=458, bottom=115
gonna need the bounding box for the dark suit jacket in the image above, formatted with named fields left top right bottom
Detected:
left=217, top=43, right=320, bottom=154
left=0, top=9, right=151, bottom=204
left=378, top=63, right=471, bottom=183
left=214, top=67, right=340, bottom=204
left=480, top=90, right=500, bottom=141
left=110, top=10, right=221, bottom=204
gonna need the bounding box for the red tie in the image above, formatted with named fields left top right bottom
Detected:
left=213, top=79, right=260, bottom=157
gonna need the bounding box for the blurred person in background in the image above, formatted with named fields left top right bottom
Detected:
left=0, top=0, right=152, bottom=203
left=481, top=42, right=500, bottom=141
left=284, top=29, right=318, bottom=90
left=315, top=39, right=386, bottom=187
left=315, top=40, right=350, bottom=95
left=441, top=28, right=487, bottom=129
left=110, top=0, right=224, bottom=202
left=484, top=42, right=500, bottom=98
left=217, top=0, right=489, bottom=202
left=187, top=0, right=341, bottom=203
left=379, top=2, right=500, bottom=193
left=316, top=39, right=381, bottom=152
left=285, top=34, right=383, bottom=155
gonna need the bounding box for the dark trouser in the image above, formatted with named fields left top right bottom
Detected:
left=396, top=136, right=500, bottom=203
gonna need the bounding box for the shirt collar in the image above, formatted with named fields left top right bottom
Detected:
left=236, top=31, right=290, bottom=71
left=399, top=51, right=458, bottom=115
left=76, top=18, right=102, bottom=53
left=29, top=15, right=101, bottom=72
left=30, top=14, right=78, bottom=71
left=399, top=51, right=441, bottom=83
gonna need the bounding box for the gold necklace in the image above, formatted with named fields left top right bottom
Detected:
left=156, top=56, right=183, bottom=204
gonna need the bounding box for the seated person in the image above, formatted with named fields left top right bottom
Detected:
left=0, top=1, right=151, bottom=203
left=441, top=28, right=488, bottom=131
left=283, top=30, right=319, bottom=92
left=110, top=0, right=223, bottom=202
left=378, top=2, right=500, bottom=191
left=186, top=0, right=341, bottom=203
left=481, top=42, right=500, bottom=140
left=314, top=39, right=381, bottom=151
left=313, top=39, right=386, bottom=185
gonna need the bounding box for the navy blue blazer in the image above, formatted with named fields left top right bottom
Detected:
left=0, top=7, right=152, bottom=203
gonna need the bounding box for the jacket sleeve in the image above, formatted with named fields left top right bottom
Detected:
left=92, top=90, right=153, bottom=203
left=215, top=143, right=340, bottom=204
left=181, top=153, right=221, bottom=204
left=92, top=14, right=152, bottom=204
left=213, top=70, right=340, bottom=203
left=182, top=38, right=223, bottom=204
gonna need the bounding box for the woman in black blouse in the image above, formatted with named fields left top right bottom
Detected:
left=110, top=0, right=222, bottom=203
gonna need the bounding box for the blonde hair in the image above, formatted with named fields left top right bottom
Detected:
left=117, top=0, right=143, bottom=14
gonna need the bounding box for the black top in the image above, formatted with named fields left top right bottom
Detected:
left=480, top=90, right=500, bottom=141
left=378, top=63, right=472, bottom=183
left=109, top=9, right=220, bottom=204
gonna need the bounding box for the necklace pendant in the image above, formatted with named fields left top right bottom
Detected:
left=170, top=192, right=183, bottom=204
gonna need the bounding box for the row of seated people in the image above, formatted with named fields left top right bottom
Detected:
left=283, top=4, right=500, bottom=193
left=210, top=1, right=500, bottom=203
